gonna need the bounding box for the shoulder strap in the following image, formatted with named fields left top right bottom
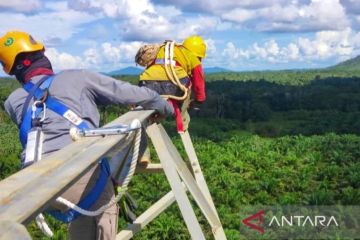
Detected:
left=19, top=76, right=55, bottom=147
left=20, top=75, right=90, bottom=147
left=20, top=75, right=52, bottom=123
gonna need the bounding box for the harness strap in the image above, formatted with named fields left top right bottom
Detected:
left=19, top=76, right=55, bottom=147
left=20, top=76, right=89, bottom=147
left=154, top=58, right=180, bottom=67
left=168, top=99, right=184, bottom=133
left=47, top=158, right=111, bottom=223
left=20, top=75, right=51, bottom=123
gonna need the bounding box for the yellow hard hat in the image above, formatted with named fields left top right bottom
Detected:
left=0, top=31, right=44, bottom=74
left=183, top=35, right=206, bottom=58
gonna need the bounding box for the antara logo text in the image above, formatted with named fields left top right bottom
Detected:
left=242, top=210, right=339, bottom=234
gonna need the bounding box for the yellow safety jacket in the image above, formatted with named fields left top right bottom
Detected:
left=139, top=45, right=201, bottom=81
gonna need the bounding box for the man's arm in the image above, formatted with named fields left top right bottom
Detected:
left=4, top=97, right=19, bottom=125
left=85, top=71, right=174, bottom=116
left=191, top=64, right=206, bottom=103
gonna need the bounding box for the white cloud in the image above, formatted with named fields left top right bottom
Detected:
left=222, top=0, right=349, bottom=32
left=46, top=48, right=86, bottom=70
left=130, top=3, right=217, bottom=41
left=68, top=0, right=174, bottom=41
left=252, top=43, right=269, bottom=59
left=0, top=9, right=98, bottom=46
left=222, top=4, right=300, bottom=24
left=116, top=42, right=144, bottom=61
left=154, top=0, right=350, bottom=33
left=0, top=0, right=41, bottom=12
left=203, top=38, right=222, bottom=66
left=222, top=42, right=250, bottom=61
left=66, top=41, right=145, bottom=71
left=299, top=0, right=349, bottom=31
left=215, top=21, right=234, bottom=31
left=67, top=0, right=159, bottom=21
left=351, top=31, right=360, bottom=48
left=221, top=27, right=359, bottom=68
left=95, top=41, right=144, bottom=67
left=153, top=0, right=287, bottom=13
left=44, top=1, right=68, bottom=11
left=66, top=0, right=220, bottom=42
left=205, top=39, right=217, bottom=56
left=340, top=0, right=360, bottom=14
left=284, top=43, right=300, bottom=60
left=155, top=5, right=182, bottom=18
left=84, top=48, right=101, bottom=66
left=118, top=14, right=172, bottom=41
left=45, top=42, right=139, bottom=72
left=266, top=40, right=280, bottom=56
left=173, top=16, right=219, bottom=40
left=222, top=9, right=255, bottom=23
left=101, top=43, right=121, bottom=64
left=297, top=28, right=355, bottom=59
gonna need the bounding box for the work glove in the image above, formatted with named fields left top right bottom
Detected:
left=149, top=112, right=166, bottom=123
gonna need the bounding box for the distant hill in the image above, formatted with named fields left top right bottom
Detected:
left=329, top=55, right=360, bottom=71
left=108, top=67, right=143, bottom=76
left=204, top=67, right=232, bottom=74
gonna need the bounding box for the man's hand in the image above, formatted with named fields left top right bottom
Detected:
left=149, top=113, right=166, bottom=123
left=189, top=100, right=203, bottom=111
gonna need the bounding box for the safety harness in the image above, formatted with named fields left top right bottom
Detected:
left=157, top=41, right=192, bottom=133
left=20, top=75, right=89, bottom=147
left=19, top=75, right=110, bottom=223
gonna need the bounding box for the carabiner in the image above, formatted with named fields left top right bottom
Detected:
left=32, top=100, right=47, bottom=123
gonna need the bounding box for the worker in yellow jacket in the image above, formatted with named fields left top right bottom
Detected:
left=139, top=35, right=207, bottom=133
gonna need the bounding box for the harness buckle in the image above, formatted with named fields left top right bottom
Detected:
left=31, top=100, right=47, bottom=123
left=39, top=89, right=49, bottom=104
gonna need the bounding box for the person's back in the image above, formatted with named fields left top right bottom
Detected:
left=138, top=36, right=207, bottom=132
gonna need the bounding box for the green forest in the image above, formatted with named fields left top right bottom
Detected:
left=0, top=68, right=359, bottom=239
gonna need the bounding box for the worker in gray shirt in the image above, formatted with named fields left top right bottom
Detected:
left=0, top=30, right=174, bottom=240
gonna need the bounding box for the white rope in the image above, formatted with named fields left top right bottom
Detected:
left=55, top=187, right=127, bottom=217
left=164, top=41, right=170, bottom=66
left=55, top=119, right=141, bottom=216
left=170, top=41, right=175, bottom=65
left=35, top=213, right=53, bottom=237
left=161, top=41, right=188, bottom=101
left=37, top=119, right=142, bottom=236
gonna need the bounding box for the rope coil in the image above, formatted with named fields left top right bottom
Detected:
left=161, top=41, right=189, bottom=101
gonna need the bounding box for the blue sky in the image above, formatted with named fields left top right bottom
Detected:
left=1, top=0, right=360, bottom=73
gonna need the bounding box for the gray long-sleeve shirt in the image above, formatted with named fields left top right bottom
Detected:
left=4, top=69, right=173, bottom=162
